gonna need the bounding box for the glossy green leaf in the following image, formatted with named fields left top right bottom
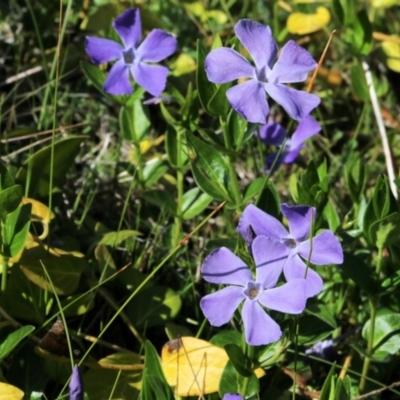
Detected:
left=224, top=344, right=252, bottom=377
left=335, top=375, right=351, bottom=400
left=363, top=313, right=400, bottom=358
left=143, top=159, right=169, bottom=187
left=345, top=152, right=366, bottom=202
left=182, top=188, right=212, bottom=220
left=351, top=10, right=373, bottom=55
left=0, top=325, right=35, bottom=361
left=373, top=175, right=398, bottom=220
left=142, top=190, right=176, bottom=216
left=100, top=229, right=141, bottom=247
left=227, top=109, right=247, bottom=151
left=0, top=185, right=23, bottom=220
left=319, top=363, right=337, bottom=400
left=16, top=136, right=88, bottom=198
left=210, top=330, right=242, bottom=348
left=323, top=201, right=341, bottom=232
left=126, top=285, right=181, bottom=329
left=141, top=341, right=174, bottom=400
left=339, top=252, right=379, bottom=296
left=0, top=266, right=50, bottom=323
left=196, top=40, right=215, bottom=114
left=306, top=300, right=337, bottom=328
left=207, top=83, right=230, bottom=117
left=369, top=212, right=400, bottom=248
left=0, top=161, right=15, bottom=191
left=119, top=98, right=149, bottom=142
left=3, top=203, right=31, bottom=258
left=186, top=132, right=234, bottom=202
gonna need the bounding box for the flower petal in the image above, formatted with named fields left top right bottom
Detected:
left=259, top=121, right=287, bottom=145
left=223, top=395, right=243, bottom=400
left=131, top=62, right=168, bottom=96
left=205, top=48, right=255, bottom=84
left=290, top=116, right=321, bottom=149
left=284, top=254, right=323, bottom=297
left=241, top=299, right=282, bottom=345
left=258, top=279, right=307, bottom=313
left=264, top=83, right=320, bottom=121
left=137, top=29, right=177, bottom=62
left=283, top=146, right=302, bottom=165
left=201, top=247, right=252, bottom=285
left=252, top=236, right=288, bottom=288
left=85, top=37, right=123, bottom=64
left=113, top=8, right=142, bottom=49
left=237, top=204, right=288, bottom=245
left=103, top=59, right=131, bottom=95
left=298, top=230, right=344, bottom=265
left=281, top=203, right=316, bottom=241
left=234, top=19, right=278, bottom=69
left=226, top=80, right=269, bottom=124
left=268, top=40, right=317, bottom=84
left=200, top=286, right=245, bottom=326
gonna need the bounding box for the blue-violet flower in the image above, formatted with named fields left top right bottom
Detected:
left=85, top=8, right=177, bottom=96
left=237, top=204, right=343, bottom=298
left=260, top=115, right=321, bottom=172
left=69, top=365, right=84, bottom=400
left=205, top=19, right=320, bottom=124
left=223, top=394, right=243, bottom=400
left=200, top=236, right=307, bottom=345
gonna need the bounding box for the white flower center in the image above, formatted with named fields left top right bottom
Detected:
left=244, top=281, right=261, bottom=300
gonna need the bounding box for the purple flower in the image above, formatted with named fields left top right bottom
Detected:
left=200, top=236, right=307, bottom=346
left=237, top=204, right=343, bottom=298
left=259, top=115, right=321, bottom=172
left=85, top=8, right=177, bottom=96
left=205, top=19, right=320, bottom=124
left=223, top=395, right=243, bottom=400
left=69, top=365, right=84, bottom=400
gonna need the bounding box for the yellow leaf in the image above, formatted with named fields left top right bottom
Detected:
left=0, top=382, right=24, bottom=399
left=171, top=54, right=197, bottom=77
left=382, top=37, right=400, bottom=72
left=287, top=7, right=330, bottom=35
left=21, top=197, right=54, bottom=223
left=387, top=58, right=400, bottom=73
left=139, top=135, right=165, bottom=154
left=161, top=337, right=228, bottom=396
left=371, top=0, right=400, bottom=8
left=204, top=10, right=228, bottom=24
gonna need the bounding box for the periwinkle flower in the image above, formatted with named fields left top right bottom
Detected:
left=237, top=204, right=343, bottom=298
left=200, top=236, right=307, bottom=346
left=223, top=395, right=243, bottom=400
left=259, top=115, right=321, bottom=172
left=205, top=19, right=320, bottom=124
left=85, top=8, right=177, bottom=96
left=69, top=365, right=84, bottom=400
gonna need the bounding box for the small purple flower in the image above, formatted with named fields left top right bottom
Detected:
left=200, top=236, right=307, bottom=346
left=69, top=365, right=84, bottom=400
left=205, top=19, right=320, bottom=124
left=85, top=8, right=177, bottom=96
left=223, top=395, right=243, bottom=400
left=259, top=115, right=321, bottom=172
left=237, top=204, right=343, bottom=298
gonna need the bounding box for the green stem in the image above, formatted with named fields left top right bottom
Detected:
left=292, top=317, right=301, bottom=400
left=1, top=221, right=8, bottom=293
left=240, top=344, right=254, bottom=397
left=173, top=127, right=184, bottom=247
left=359, top=297, right=378, bottom=393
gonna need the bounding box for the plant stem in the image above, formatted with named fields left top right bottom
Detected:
left=359, top=297, right=378, bottom=393
left=1, top=221, right=7, bottom=293
left=240, top=344, right=254, bottom=397
left=173, top=127, right=184, bottom=247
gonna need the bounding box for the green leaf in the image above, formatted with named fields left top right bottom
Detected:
left=126, top=285, right=181, bottom=329
left=210, top=330, right=242, bottom=348
left=344, top=152, right=366, bottom=202
left=0, top=325, right=35, bottom=361
left=323, top=201, right=341, bottom=232
left=15, top=136, right=88, bottom=198
left=351, top=10, right=373, bottom=55
left=363, top=313, right=400, bottom=358
left=142, top=190, right=177, bottom=216
left=298, top=315, right=336, bottom=346
left=319, top=363, right=337, bottom=400
left=196, top=40, right=215, bottom=114
left=186, top=132, right=234, bottom=202
left=369, top=212, right=400, bottom=248
left=335, top=375, right=351, bottom=400
left=165, top=126, right=188, bottom=168
left=143, top=159, right=169, bottom=187
left=182, top=188, right=213, bottom=220
left=119, top=98, right=150, bottom=142
left=3, top=203, right=31, bottom=258
left=331, top=0, right=345, bottom=25
left=0, top=161, right=15, bottom=191
left=0, top=185, right=23, bottom=220
left=350, top=62, right=369, bottom=101
left=0, top=266, right=50, bottom=323
left=207, top=83, right=230, bottom=117
left=339, top=252, right=379, bottom=296
left=373, top=175, right=398, bottom=220
left=60, top=292, right=95, bottom=316
left=224, top=344, right=252, bottom=377
left=227, top=109, right=247, bottom=151
left=306, top=300, right=337, bottom=328
left=141, top=341, right=174, bottom=400
left=100, top=229, right=142, bottom=247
